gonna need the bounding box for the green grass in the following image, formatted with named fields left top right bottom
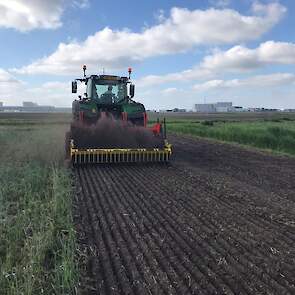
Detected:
left=147, top=110, right=295, bottom=122
left=168, top=120, right=295, bottom=156
left=0, top=117, right=77, bottom=294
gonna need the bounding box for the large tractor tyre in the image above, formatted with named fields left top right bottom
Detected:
left=72, top=100, right=81, bottom=121
left=65, top=131, right=71, bottom=159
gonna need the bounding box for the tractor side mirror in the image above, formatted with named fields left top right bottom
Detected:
left=72, top=81, right=77, bottom=93
left=130, top=84, right=135, bottom=98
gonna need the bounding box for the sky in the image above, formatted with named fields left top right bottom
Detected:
left=0, top=0, right=294, bottom=110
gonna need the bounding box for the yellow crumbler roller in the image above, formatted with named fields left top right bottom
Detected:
left=70, top=140, right=172, bottom=164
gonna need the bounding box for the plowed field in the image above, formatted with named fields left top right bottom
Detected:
left=74, top=134, right=295, bottom=294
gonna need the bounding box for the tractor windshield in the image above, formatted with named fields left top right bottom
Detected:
left=92, top=80, right=127, bottom=104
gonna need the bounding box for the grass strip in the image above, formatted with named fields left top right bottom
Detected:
left=0, top=164, right=77, bottom=294
left=0, top=121, right=77, bottom=294
left=168, top=120, right=295, bottom=156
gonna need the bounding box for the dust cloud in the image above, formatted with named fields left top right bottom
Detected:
left=71, top=117, right=164, bottom=149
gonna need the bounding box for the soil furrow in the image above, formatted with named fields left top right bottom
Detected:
left=98, top=166, right=205, bottom=295
left=74, top=171, right=107, bottom=295
left=133, top=164, right=295, bottom=247
left=127, top=165, right=295, bottom=292
left=108, top=166, right=240, bottom=294
left=80, top=167, right=130, bottom=294
left=118, top=165, right=280, bottom=294
left=95, top=166, right=186, bottom=294
left=134, top=164, right=295, bottom=245
left=88, top=166, right=169, bottom=295
left=170, top=134, right=295, bottom=202
left=74, top=134, right=295, bottom=294
left=82, top=167, right=141, bottom=295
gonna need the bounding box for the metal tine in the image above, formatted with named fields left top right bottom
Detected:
left=72, top=149, right=171, bottom=164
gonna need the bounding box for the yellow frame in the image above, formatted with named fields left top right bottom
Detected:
left=70, top=140, right=172, bottom=164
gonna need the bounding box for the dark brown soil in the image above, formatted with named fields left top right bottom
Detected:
left=73, top=134, right=295, bottom=294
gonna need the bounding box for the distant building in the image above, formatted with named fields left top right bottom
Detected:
left=0, top=101, right=56, bottom=112
left=215, top=102, right=233, bottom=112
left=249, top=108, right=279, bottom=112
left=233, top=106, right=246, bottom=112
left=159, top=108, right=187, bottom=113
left=195, top=103, right=216, bottom=113
left=195, top=102, right=233, bottom=113
left=173, top=108, right=186, bottom=112
left=21, top=101, right=55, bottom=112
left=23, top=101, right=38, bottom=107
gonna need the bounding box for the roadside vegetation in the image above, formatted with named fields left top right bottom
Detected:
left=0, top=115, right=77, bottom=294
left=167, top=118, right=295, bottom=156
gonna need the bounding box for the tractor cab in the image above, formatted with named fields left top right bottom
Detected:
left=84, top=75, right=133, bottom=105
left=72, top=66, right=135, bottom=104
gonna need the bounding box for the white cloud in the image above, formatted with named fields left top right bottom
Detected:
left=138, top=73, right=295, bottom=110
left=161, top=87, right=179, bottom=94
left=209, top=0, right=231, bottom=8
left=137, top=67, right=213, bottom=87
left=0, top=69, right=24, bottom=104
left=191, top=73, right=295, bottom=109
left=72, top=0, right=89, bottom=9
left=138, top=41, right=295, bottom=87
left=0, top=0, right=90, bottom=32
left=13, top=2, right=286, bottom=75
left=0, top=70, right=81, bottom=106
left=0, top=0, right=64, bottom=31
left=0, top=68, right=21, bottom=83
left=192, top=73, right=295, bottom=91
left=25, top=81, right=81, bottom=106
left=201, top=41, right=295, bottom=72
left=154, top=9, right=166, bottom=23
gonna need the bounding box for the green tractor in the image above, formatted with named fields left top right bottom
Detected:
left=71, top=66, right=147, bottom=126
left=67, top=66, right=171, bottom=164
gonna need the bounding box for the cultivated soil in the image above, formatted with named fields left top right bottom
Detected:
left=73, top=134, right=295, bottom=294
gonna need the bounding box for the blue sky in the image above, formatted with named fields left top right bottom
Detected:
left=0, top=0, right=294, bottom=109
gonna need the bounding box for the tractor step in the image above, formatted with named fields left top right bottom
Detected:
left=70, top=140, right=172, bottom=164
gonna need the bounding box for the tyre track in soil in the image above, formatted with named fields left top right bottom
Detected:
left=74, top=134, right=295, bottom=294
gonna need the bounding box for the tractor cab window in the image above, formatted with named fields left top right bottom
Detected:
left=92, top=80, right=126, bottom=104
